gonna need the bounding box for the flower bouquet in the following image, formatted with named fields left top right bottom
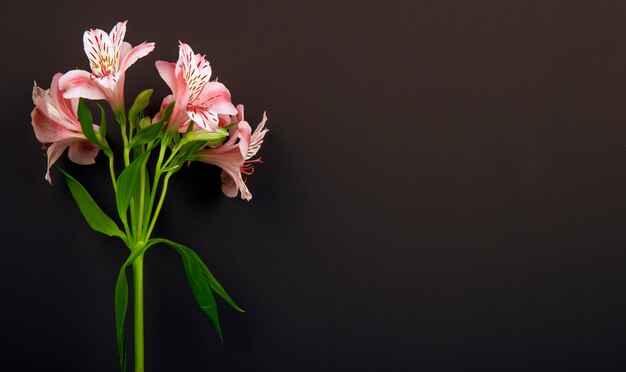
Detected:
left=29, top=20, right=268, bottom=372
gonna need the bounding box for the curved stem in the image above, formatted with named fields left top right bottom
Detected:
left=145, top=171, right=173, bottom=240
left=162, top=145, right=181, bottom=170
left=108, top=153, right=117, bottom=191
left=117, top=113, right=131, bottom=167
left=142, top=143, right=167, bottom=237
left=132, top=253, right=145, bottom=372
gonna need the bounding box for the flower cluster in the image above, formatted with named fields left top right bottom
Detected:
left=29, top=21, right=268, bottom=371
left=31, top=20, right=268, bottom=201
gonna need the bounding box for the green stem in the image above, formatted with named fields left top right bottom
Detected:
left=136, top=167, right=146, bottom=240
left=145, top=172, right=173, bottom=240
left=162, top=144, right=181, bottom=170
left=142, top=142, right=167, bottom=237
left=117, top=113, right=130, bottom=167
left=107, top=152, right=117, bottom=191
left=136, top=150, right=151, bottom=240
left=132, top=253, right=145, bottom=372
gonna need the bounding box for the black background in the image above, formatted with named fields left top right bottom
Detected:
left=2, top=1, right=626, bottom=371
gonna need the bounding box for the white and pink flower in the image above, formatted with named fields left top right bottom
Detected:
left=155, top=42, right=237, bottom=131
left=31, top=73, right=100, bottom=183
left=197, top=107, right=268, bottom=200
left=59, top=21, right=155, bottom=113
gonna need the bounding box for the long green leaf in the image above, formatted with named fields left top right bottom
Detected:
left=158, top=101, right=176, bottom=125
left=115, top=150, right=151, bottom=223
left=56, top=166, right=125, bottom=241
left=77, top=98, right=99, bottom=145
left=157, top=238, right=243, bottom=312
left=97, top=103, right=107, bottom=140
left=114, top=266, right=128, bottom=372
left=150, top=238, right=245, bottom=341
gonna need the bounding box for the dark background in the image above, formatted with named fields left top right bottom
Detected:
left=2, top=0, right=626, bottom=371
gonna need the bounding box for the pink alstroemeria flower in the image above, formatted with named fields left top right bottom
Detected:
left=197, top=107, right=268, bottom=200
left=31, top=73, right=100, bottom=183
left=59, top=21, right=155, bottom=113
left=155, top=42, right=237, bottom=131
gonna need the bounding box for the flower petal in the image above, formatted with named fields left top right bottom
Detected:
left=247, top=112, right=269, bottom=159
left=198, top=147, right=251, bottom=200
left=83, top=28, right=114, bottom=77
left=109, top=21, right=127, bottom=70
left=187, top=108, right=219, bottom=131
left=119, top=41, right=155, bottom=74
left=236, top=104, right=245, bottom=121
left=177, top=42, right=212, bottom=101
left=220, top=171, right=239, bottom=198
left=45, top=138, right=79, bottom=183
left=68, top=140, right=100, bottom=165
left=59, top=70, right=108, bottom=101
left=31, top=107, right=72, bottom=143
left=155, top=61, right=178, bottom=94
left=198, top=82, right=237, bottom=115
left=48, top=73, right=79, bottom=130
left=32, top=76, right=74, bottom=132
left=237, top=121, right=252, bottom=158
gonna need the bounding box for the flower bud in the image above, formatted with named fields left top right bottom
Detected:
left=180, top=127, right=229, bottom=147
left=129, top=89, right=153, bottom=125
left=138, top=117, right=152, bottom=130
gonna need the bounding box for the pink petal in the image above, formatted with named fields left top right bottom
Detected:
left=119, top=41, right=155, bottom=74
left=246, top=112, right=269, bottom=159
left=32, top=76, right=75, bottom=132
left=236, top=104, right=245, bottom=121
left=31, top=107, right=72, bottom=143
left=198, top=82, right=237, bottom=115
left=109, top=21, right=127, bottom=68
left=237, top=121, right=252, bottom=158
left=83, top=28, right=113, bottom=77
left=68, top=140, right=100, bottom=165
left=59, top=70, right=108, bottom=101
left=198, top=147, right=251, bottom=200
left=49, top=73, right=79, bottom=130
left=220, top=171, right=239, bottom=198
left=155, top=61, right=178, bottom=94
left=45, top=138, right=78, bottom=183
left=188, top=108, right=219, bottom=131
left=154, top=86, right=191, bottom=131
left=177, top=42, right=212, bottom=100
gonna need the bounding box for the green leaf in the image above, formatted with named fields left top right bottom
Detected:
left=185, top=120, right=196, bottom=134
left=56, top=166, right=126, bottom=241
left=150, top=238, right=245, bottom=341
left=114, top=243, right=147, bottom=372
left=114, top=266, right=128, bottom=372
left=116, top=150, right=151, bottom=223
left=157, top=101, right=176, bottom=125
left=128, top=122, right=163, bottom=148
left=97, top=103, right=107, bottom=140
left=151, top=101, right=177, bottom=146
left=128, top=89, right=153, bottom=125
left=77, top=98, right=100, bottom=145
